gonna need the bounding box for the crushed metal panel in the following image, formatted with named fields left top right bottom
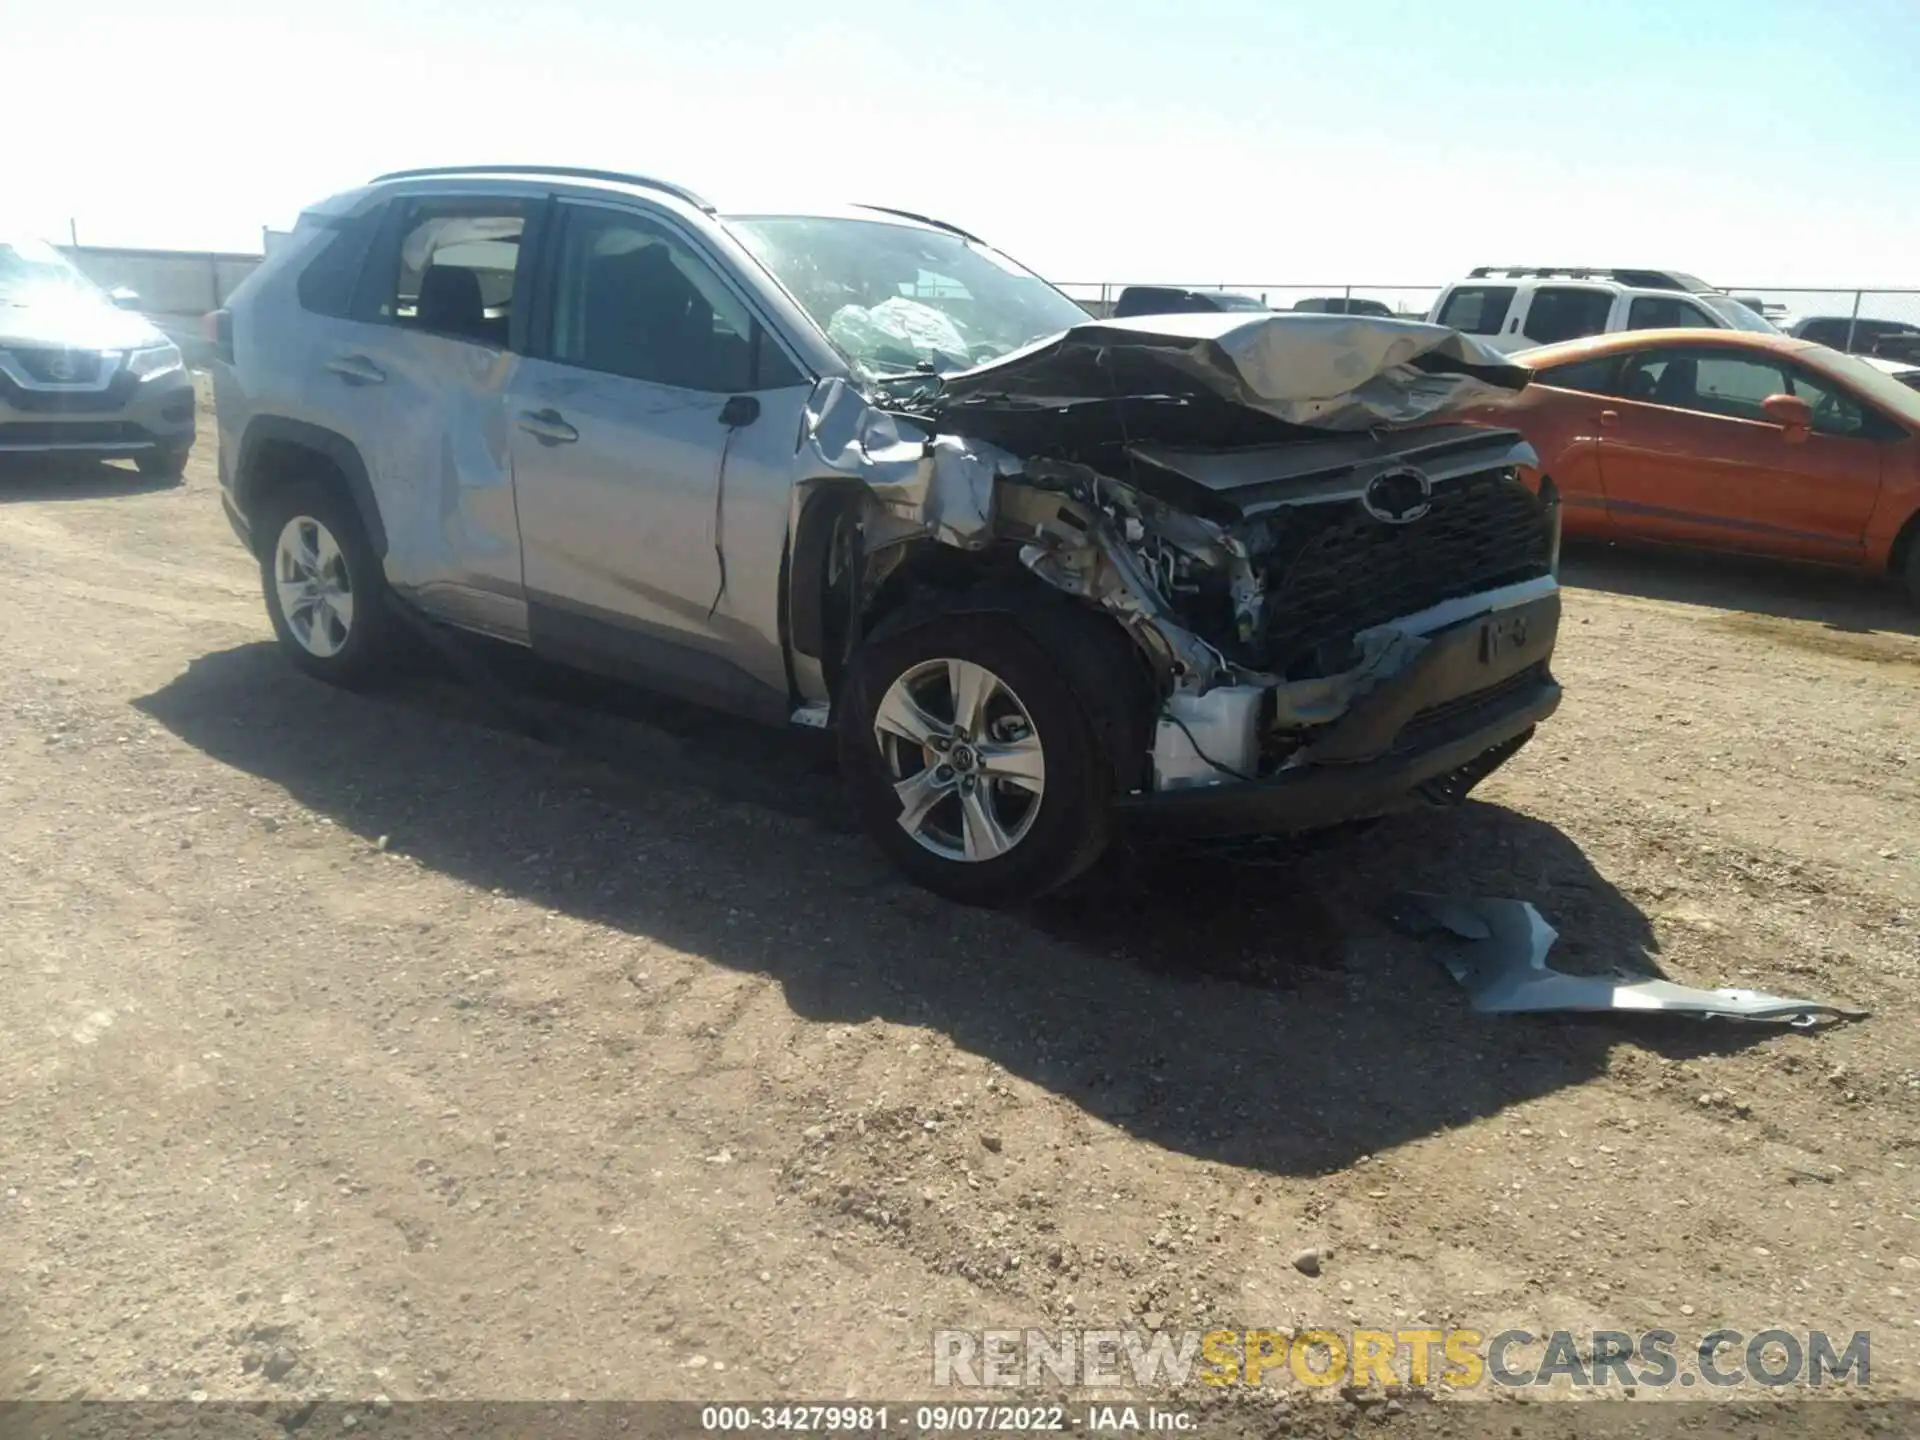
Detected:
left=798, top=376, right=1017, bottom=549
left=1388, top=892, right=1868, bottom=1027
left=936, top=311, right=1532, bottom=430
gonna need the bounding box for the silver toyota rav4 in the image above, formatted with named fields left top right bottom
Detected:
left=211, top=165, right=1564, bottom=906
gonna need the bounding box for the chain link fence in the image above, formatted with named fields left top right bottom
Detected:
left=1057, top=282, right=1920, bottom=342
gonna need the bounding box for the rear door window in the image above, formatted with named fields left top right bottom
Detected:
left=1626, top=295, right=1717, bottom=330
left=1435, top=285, right=1515, bottom=335
left=358, top=198, right=530, bottom=348
left=1522, top=287, right=1616, bottom=345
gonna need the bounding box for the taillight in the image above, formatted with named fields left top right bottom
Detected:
left=201, top=308, right=233, bottom=365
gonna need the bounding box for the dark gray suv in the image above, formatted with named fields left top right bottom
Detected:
left=0, top=239, right=196, bottom=478
left=210, top=165, right=1563, bottom=906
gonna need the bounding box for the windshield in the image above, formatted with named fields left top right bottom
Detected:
left=726, top=216, right=1090, bottom=377
left=1805, top=347, right=1920, bottom=428
left=0, top=238, right=100, bottom=306
left=1697, top=292, right=1780, bottom=334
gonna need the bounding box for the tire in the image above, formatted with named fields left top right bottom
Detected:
left=1903, top=537, right=1920, bottom=608
left=136, top=446, right=191, bottom=481
left=255, top=478, right=400, bottom=689
left=838, top=608, right=1117, bottom=907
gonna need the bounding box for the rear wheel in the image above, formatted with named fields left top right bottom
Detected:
left=839, top=611, right=1116, bottom=907
left=1903, top=535, right=1920, bottom=608
left=135, top=446, right=190, bottom=481
left=256, top=479, right=400, bottom=688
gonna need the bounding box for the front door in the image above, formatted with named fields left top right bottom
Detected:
left=505, top=199, right=811, bottom=720
left=1596, top=346, right=1883, bottom=560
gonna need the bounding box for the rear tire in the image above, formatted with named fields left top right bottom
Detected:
left=838, top=609, right=1116, bottom=907
left=256, top=479, right=400, bottom=689
left=136, top=446, right=190, bottom=481
left=1903, top=536, right=1920, bottom=608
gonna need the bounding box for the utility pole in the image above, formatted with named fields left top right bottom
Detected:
left=68, top=218, right=78, bottom=247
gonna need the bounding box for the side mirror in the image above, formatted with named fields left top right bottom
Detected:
left=108, top=286, right=142, bottom=310
left=1761, top=393, right=1812, bottom=442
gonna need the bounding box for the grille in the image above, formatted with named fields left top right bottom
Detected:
left=8, top=348, right=107, bottom=385
left=1396, top=661, right=1550, bottom=753
left=0, top=370, right=136, bottom=412
left=1254, top=469, right=1552, bottom=675
left=0, top=420, right=146, bottom=447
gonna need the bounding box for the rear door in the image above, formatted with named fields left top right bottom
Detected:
left=1595, top=344, right=1883, bottom=558
left=325, top=189, right=540, bottom=641
left=1508, top=352, right=1628, bottom=537
left=504, top=198, right=813, bottom=720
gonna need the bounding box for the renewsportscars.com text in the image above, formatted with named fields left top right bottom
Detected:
left=932, top=1327, right=1871, bottom=1391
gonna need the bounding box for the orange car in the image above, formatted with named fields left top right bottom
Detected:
left=1456, top=329, right=1920, bottom=602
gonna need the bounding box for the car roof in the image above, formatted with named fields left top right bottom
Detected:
left=1459, top=267, right=1714, bottom=292
left=1792, top=315, right=1920, bottom=330
left=354, top=170, right=976, bottom=241
left=1517, top=328, right=1817, bottom=367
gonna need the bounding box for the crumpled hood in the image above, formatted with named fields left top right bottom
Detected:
left=934, top=310, right=1532, bottom=430
left=0, top=295, right=165, bottom=352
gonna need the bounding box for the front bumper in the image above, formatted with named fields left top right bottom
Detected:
left=1119, top=591, right=1562, bottom=838
left=0, top=365, right=196, bottom=459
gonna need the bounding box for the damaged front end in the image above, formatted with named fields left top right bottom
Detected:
left=796, top=310, right=1564, bottom=836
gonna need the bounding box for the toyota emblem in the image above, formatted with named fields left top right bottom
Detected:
left=1360, top=467, right=1433, bottom=525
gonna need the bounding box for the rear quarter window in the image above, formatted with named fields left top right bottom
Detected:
left=1435, top=285, right=1516, bottom=335
left=295, top=208, right=382, bottom=319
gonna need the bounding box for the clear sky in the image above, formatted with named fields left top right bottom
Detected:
left=11, top=0, right=1919, bottom=288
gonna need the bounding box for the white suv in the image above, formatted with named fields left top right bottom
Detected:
left=1427, top=267, right=1779, bottom=355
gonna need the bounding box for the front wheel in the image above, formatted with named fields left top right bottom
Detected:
left=135, top=446, right=190, bottom=481
left=838, top=611, right=1115, bottom=907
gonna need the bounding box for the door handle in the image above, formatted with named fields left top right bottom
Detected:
left=1598, top=409, right=1619, bottom=426
left=517, top=408, right=579, bottom=445
left=325, top=354, right=386, bottom=386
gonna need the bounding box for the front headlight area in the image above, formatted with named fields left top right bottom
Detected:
left=128, top=342, right=184, bottom=382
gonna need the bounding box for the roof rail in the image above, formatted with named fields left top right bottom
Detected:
left=369, top=165, right=715, bottom=213
left=853, top=204, right=985, bottom=246
left=1466, top=265, right=1698, bottom=292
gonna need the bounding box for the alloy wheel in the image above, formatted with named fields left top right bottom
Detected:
left=872, top=657, right=1047, bottom=862
left=273, top=514, right=355, bottom=659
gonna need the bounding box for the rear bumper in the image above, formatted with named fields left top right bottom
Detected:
left=1118, top=591, right=1562, bottom=837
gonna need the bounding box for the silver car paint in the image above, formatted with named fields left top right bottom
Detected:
left=220, top=176, right=852, bottom=677
left=1391, top=892, right=1866, bottom=1027
left=219, top=174, right=1546, bottom=746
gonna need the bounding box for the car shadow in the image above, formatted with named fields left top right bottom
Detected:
left=136, top=643, right=1782, bottom=1178
left=1561, top=539, right=1918, bottom=638
left=0, top=456, right=181, bottom=501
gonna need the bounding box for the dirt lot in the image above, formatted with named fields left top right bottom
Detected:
left=2, top=387, right=1918, bottom=1422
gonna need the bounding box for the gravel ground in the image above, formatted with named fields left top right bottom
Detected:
left=1, top=386, right=1917, bottom=1426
